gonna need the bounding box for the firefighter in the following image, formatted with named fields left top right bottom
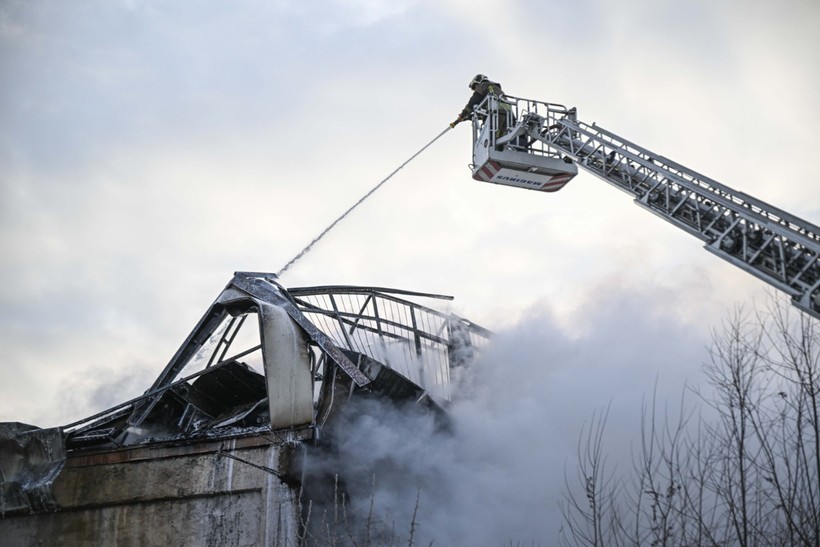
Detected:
left=450, top=74, right=512, bottom=133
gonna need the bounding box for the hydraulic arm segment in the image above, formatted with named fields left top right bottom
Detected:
left=470, top=95, right=820, bottom=320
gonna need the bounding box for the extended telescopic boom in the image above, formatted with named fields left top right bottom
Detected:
left=469, top=95, right=820, bottom=320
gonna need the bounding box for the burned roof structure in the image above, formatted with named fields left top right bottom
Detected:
left=0, top=272, right=489, bottom=543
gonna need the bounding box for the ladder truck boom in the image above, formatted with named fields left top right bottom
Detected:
left=469, top=95, right=820, bottom=320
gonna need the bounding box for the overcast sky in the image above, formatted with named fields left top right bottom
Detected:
left=1, top=0, right=819, bottom=475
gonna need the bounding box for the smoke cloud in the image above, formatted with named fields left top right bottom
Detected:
left=303, top=290, right=707, bottom=545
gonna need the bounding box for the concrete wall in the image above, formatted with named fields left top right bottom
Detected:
left=0, top=432, right=307, bottom=546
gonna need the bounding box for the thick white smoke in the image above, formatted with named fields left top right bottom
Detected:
left=303, top=291, right=708, bottom=545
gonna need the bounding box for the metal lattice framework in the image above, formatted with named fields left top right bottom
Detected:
left=289, top=285, right=491, bottom=402
left=61, top=274, right=491, bottom=439
left=472, top=96, right=820, bottom=319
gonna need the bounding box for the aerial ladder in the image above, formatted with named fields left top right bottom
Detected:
left=469, top=94, right=820, bottom=320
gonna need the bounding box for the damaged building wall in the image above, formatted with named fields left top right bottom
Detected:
left=0, top=433, right=305, bottom=546
left=0, top=424, right=65, bottom=515
left=0, top=273, right=491, bottom=545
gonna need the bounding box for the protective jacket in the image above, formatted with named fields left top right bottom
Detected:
left=459, top=79, right=508, bottom=121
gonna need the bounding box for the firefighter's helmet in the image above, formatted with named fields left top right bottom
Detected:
left=469, top=74, right=488, bottom=90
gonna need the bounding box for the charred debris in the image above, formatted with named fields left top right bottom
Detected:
left=0, top=272, right=490, bottom=515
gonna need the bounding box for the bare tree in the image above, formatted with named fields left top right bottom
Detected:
left=560, top=405, right=621, bottom=547
left=562, top=297, right=820, bottom=547
left=751, top=299, right=820, bottom=545
left=298, top=472, right=434, bottom=547
left=699, top=308, right=769, bottom=546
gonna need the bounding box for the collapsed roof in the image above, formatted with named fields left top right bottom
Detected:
left=1, top=272, right=490, bottom=514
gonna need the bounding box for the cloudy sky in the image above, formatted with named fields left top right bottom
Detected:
left=1, top=0, right=819, bottom=476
